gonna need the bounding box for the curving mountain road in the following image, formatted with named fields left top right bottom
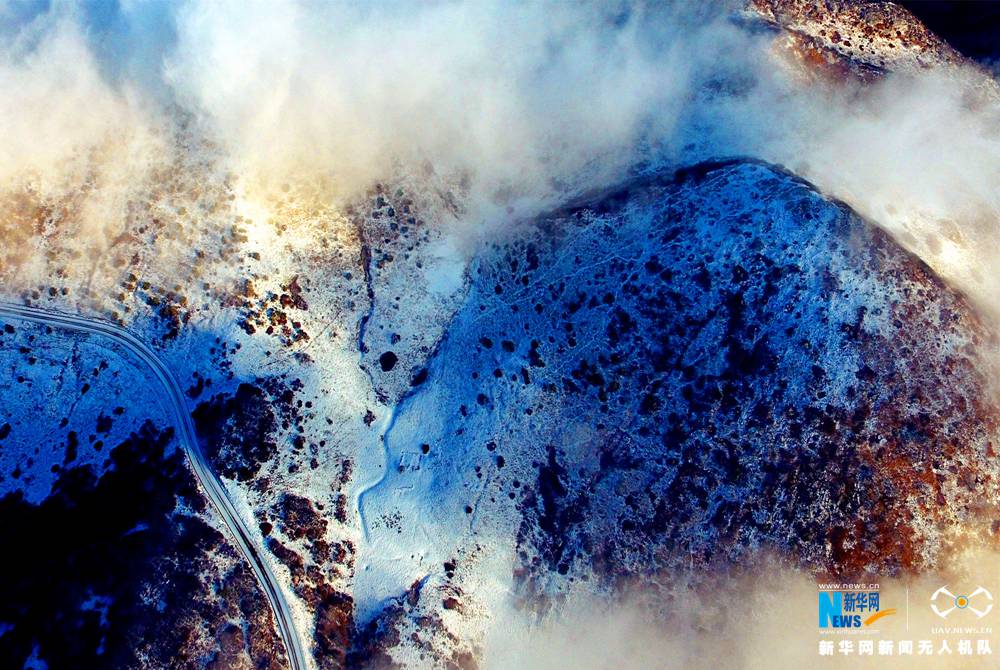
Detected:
left=0, top=302, right=307, bottom=670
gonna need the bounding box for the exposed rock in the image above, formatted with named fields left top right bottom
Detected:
left=0, top=422, right=285, bottom=669
left=747, top=0, right=964, bottom=71
left=373, top=160, right=1000, bottom=617
left=496, top=161, right=1000, bottom=582
left=747, top=0, right=1000, bottom=99
left=193, top=381, right=297, bottom=482
left=276, top=493, right=328, bottom=542
left=265, top=492, right=354, bottom=669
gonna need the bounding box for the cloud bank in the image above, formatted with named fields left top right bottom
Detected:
left=482, top=551, right=1000, bottom=670
left=163, top=1, right=733, bottom=212
left=4, top=1, right=999, bottom=310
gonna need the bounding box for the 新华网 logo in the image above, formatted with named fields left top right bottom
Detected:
left=819, top=588, right=896, bottom=628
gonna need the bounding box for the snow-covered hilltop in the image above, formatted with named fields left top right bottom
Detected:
left=348, top=159, right=1000, bottom=664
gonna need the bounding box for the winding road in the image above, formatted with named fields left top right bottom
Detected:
left=0, top=302, right=307, bottom=670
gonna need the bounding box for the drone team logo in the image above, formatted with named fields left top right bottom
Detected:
left=930, top=586, right=993, bottom=619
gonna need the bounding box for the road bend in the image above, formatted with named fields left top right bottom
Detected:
left=0, top=302, right=307, bottom=670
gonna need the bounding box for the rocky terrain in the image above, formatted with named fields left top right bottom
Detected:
left=750, top=0, right=966, bottom=72
left=0, top=321, right=285, bottom=669
left=1, top=1, right=999, bottom=669
left=349, top=159, right=1000, bottom=664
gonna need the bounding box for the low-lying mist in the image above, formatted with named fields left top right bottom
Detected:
left=482, top=549, right=1000, bottom=670
left=5, top=1, right=1000, bottom=314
